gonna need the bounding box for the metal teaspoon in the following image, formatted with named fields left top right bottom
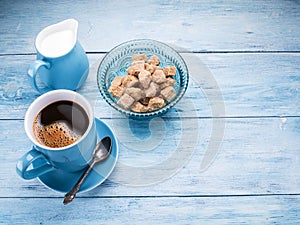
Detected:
left=63, top=136, right=112, bottom=205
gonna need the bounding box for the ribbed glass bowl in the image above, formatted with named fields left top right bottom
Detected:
left=97, top=39, right=189, bottom=119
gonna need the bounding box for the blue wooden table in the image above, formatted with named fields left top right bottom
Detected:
left=1, top=0, right=300, bottom=224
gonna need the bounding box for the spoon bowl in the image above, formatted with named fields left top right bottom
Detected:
left=93, top=137, right=112, bottom=162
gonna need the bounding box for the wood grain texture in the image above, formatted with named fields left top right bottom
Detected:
left=1, top=117, right=299, bottom=197
left=1, top=0, right=299, bottom=224
left=0, top=196, right=299, bottom=224
left=1, top=53, right=299, bottom=119
left=0, top=0, right=300, bottom=54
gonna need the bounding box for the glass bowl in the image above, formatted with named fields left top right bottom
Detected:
left=97, top=39, right=189, bottom=119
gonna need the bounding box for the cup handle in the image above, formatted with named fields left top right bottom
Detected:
left=16, top=148, right=55, bottom=180
left=27, top=60, right=51, bottom=93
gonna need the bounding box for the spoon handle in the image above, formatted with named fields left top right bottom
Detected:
left=63, top=160, right=95, bottom=205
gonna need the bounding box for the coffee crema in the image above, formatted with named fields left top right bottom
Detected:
left=33, top=100, right=89, bottom=148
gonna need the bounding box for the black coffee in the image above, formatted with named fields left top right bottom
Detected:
left=33, top=100, right=89, bottom=148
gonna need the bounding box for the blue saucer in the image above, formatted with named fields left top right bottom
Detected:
left=34, top=118, right=118, bottom=193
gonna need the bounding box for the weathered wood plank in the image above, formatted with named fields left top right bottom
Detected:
left=0, top=195, right=299, bottom=224
left=1, top=1, right=299, bottom=224
left=1, top=117, right=299, bottom=197
left=0, top=0, right=300, bottom=53
left=1, top=53, right=299, bottom=119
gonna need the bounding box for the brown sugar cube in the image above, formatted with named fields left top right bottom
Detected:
left=117, top=93, right=135, bottom=110
left=167, top=77, right=176, bottom=86
left=163, top=66, right=177, bottom=76
left=154, top=66, right=163, bottom=70
left=144, top=63, right=156, bottom=74
left=109, top=85, right=125, bottom=98
left=110, top=76, right=123, bottom=87
left=126, top=87, right=144, bottom=101
left=132, top=54, right=147, bottom=62
left=122, top=75, right=139, bottom=88
left=148, top=55, right=160, bottom=66
left=139, top=97, right=150, bottom=106
left=131, top=60, right=145, bottom=66
left=138, top=70, right=152, bottom=89
left=126, top=61, right=145, bottom=76
left=131, top=102, right=148, bottom=112
left=148, top=97, right=165, bottom=111
left=145, top=82, right=160, bottom=98
left=160, top=77, right=176, bottom=90
left=152, top=69, right=166, bottom=84
left=160, top=86, right=176, bottom=101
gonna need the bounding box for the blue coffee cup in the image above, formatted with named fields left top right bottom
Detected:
left=16, top=90, right=97, bottom=179
left=27, top=19, right=89, bottom=93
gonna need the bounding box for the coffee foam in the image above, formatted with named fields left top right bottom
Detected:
left=33, top=118, right=81, bottom=148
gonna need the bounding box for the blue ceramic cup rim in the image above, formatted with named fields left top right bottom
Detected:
left=24, top=89, right=94, bottom=151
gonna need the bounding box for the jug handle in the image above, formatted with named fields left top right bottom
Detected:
left=27, top=60, right=51, bottom=93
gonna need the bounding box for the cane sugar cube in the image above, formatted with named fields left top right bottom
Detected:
left=163, top=66, right=177, bottom=76
left=160, top=77, right=176, bottom=90
left=144, top=63, right=156, bottom=74
left=160, top=86, right=176, bottom=101
left=110, top=76, right=123, bottom=87
left=122, top=75, right=139, bottom=87
left=145, top=82, right=160, bottom=98
left=117, top=93, right=135, bottom=109
left=132, top=54, right=147, bottom=62
left=148, top=55, right=160, bottom=66
left=131, top=102, right=148, bottom=112
left=126, top=87, right=144, bottom=101
left=109, top=85, right=125, bottom=98
left=152, top=69, right=166, bottom=84
left=139, top=97, right=150, bottom=106
left=138, top=70, right=152, bottom=88
left=126, top=61, right=145, bottom=76
left=148, top=97, right=165, bottom=111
